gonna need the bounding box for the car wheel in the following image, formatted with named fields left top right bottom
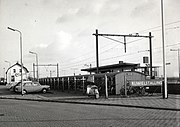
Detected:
left=42, top=88, right=47, bottom=94
left=23, top=90, right=27, bottom=94
left=13, top=87, right=16, bottom=92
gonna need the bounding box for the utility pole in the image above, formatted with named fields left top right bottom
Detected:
left=29, top=51, right=39, bottom=82
left=57, top=63, right=59, bottom=77
left=161, top=0, right=168, bottom=99
left=33, top=63, right=35, bottom=80
left=149, top=32, right=153, bottom=79
left=95, top=29, right=99, bottom=74
left=5, top=61, right=11, bottom=83
left=8, top=27, right=24, bottom=96
left=124, top=36, right=126, bottom=53
left=90, top=64, right=92, bottom=75
left=3, top=68, right=5, bottom=80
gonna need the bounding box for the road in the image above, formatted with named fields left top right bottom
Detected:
left=0, top=99, right=179, bottom=127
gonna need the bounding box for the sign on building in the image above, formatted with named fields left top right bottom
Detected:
left=129, top=79, right=162, bottom=87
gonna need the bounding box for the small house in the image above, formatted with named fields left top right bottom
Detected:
left=6, top=62, right=29, bottom=84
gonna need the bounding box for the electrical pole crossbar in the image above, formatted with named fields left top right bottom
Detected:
left=35, top=64, right=58, bottom=66
left=92, top=33, right=153, bottom=38
left=93, top=32, right=153, bottom=53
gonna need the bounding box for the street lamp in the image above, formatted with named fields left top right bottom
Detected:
left=29, top=51, right=39, bottom=82
left=7, top=27, right=24, bottom=96
left=5, top=60, right=11, bottom=83
left=3, top=68, right=5, bottom=81
left=170, top=49, right=180, bottom=78
left=161, top=0, right=168, bottom=99
left=71, top=68, right=78, bottom=76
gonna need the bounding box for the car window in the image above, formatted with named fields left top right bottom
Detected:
left=24, top=82, right=32, bottom=87
left=32, top=83, right=37, bottom=86
left=16, top=82, right=21, bottom=86
left=32, top=82, right=40, bottom=86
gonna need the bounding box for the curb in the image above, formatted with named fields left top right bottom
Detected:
left=1, top=96, right=180, bottom=111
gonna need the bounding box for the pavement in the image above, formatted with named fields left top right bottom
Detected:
left=0, top=85, right=180, bottom=111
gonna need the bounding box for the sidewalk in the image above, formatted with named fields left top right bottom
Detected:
left=0, top=86, right=180, bottom=111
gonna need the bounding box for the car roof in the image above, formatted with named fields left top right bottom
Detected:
left=16, top=81, right=32, bottom=84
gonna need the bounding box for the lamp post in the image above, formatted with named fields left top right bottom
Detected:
left=29, top=51, right=39, bottom=82
left=7, top=27, right=23, bottom=96
left=5, top=60, right=11, bottom=83
left=71, top=68, right=78, bottom=76
left=3, top=68, right=5, bottom=81
left=161, top=0, right=168, bottom=99
left=170, top=49, right=180, bottom=78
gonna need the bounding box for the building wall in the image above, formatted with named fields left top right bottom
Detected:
left=6, top=65, right=29, bottom=84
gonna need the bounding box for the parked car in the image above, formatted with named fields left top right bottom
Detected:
left=6, top=82, right=19, bottom=92
left=0, top=78, right=5, bottom=85
left=6, top=83, right=13, bottom=89
left=15, top=81, right=50, bottom=94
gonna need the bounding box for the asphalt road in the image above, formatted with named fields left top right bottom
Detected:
left=0, top=99, right=179, bottom=127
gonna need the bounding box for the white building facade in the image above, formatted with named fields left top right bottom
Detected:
left=6, top=62, right=29, bottom=84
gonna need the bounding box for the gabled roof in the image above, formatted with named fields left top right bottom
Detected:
left=6, top=62, right=29, bottom=73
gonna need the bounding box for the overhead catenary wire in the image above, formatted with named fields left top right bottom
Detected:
left=61, top=41, right=123, bottom=67
left=97, top=42, right=180, bottom=65
left=138, top=20, right=180, bottom=33
left=61, top=45, right=115, bottom=67
left=60, top=20, right=180, bottom=71
left=60, top=42, right=180, bottom=71
left=61, top=22, right=180, bottom=66
left=61, top=41, right=180, bottom=70
left=60, top=39, right=120, bottom=65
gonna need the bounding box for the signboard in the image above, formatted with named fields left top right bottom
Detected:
left=129, top=80, right=162, bottom=87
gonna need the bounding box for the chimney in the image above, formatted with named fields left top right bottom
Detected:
left=119, top=61, right=123, bottom=64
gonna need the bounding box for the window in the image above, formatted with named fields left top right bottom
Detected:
left=13, top=69, right=16, bottom=73
left=32, top=82, right=40, bottom=86
left=24, top=82, right=32, bottom=87
left=11, top=76, right=15, bottom=82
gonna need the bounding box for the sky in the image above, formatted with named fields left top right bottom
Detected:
left=0, top=0, right=180, bottom=78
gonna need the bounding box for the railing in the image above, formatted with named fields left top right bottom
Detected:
left=40, top=72, right=180, bottom=96
left=39, top=73, right=117, bottom=96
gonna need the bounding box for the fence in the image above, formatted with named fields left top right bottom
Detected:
left=39, top=73, right=180, bottom=96
left=39, top=73, right=117, bottom=97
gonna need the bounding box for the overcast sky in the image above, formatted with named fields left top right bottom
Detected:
left=0, top=0, right=180, bottom=77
